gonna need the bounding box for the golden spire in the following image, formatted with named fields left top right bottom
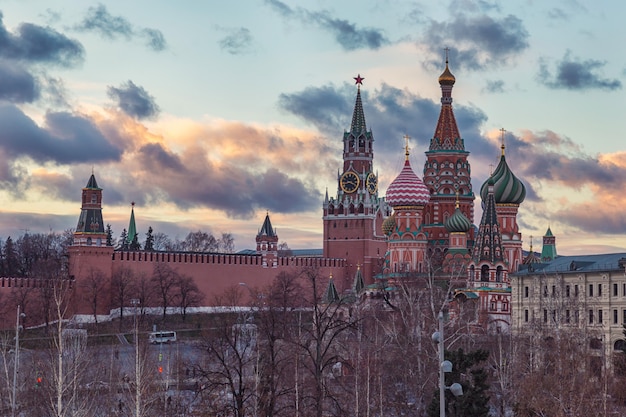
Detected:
left=529, top=235, right=533, bottom=252
left=455, top=190, right=460, bottom=209
left=500, top=128, right=506, bottom=156
left=404, top=134, right=410, bottom=161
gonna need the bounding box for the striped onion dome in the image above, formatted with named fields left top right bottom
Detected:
left=445, top=206, right=471, bottom=233
left=382, top=214, right=396, bottom=236
left=480, top=148, right=526, bottom=205
left=386, top=157, right=430, bottom=208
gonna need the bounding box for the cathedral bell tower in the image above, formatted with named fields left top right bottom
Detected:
left=323, top=75, right=390, bottom=285
left=422, top=53, right=475, bottom=268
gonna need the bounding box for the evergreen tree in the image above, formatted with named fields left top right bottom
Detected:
left=3, top=236, right=19, bottom=276
left=144, top=226, right=154, bottom=251
left=118, top=229, right=128, bottom=250
left=105, top=224, right=113, bottom=246
left=428, top=348, right=490, bottom=417
left=129, top=232, right=141, bottom=251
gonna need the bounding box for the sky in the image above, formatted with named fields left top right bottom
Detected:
left=0, top=0, right=625, bottom=255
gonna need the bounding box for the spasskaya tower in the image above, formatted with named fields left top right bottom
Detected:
left=323, top=75, right=390, bottom=285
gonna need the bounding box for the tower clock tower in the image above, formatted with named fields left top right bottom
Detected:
left=323, top=75, right=390, bottom=285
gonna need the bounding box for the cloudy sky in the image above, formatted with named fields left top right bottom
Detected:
left=0, top=0, right=624, bottom=255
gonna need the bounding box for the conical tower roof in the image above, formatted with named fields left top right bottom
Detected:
left=472, top=178, right=506, bottom=263
left=429, top=55, right=464, bottom=152
left=323, top=275, right=340, bottom=304
left=350, top=74, right=367, bottom=134
left=85, top=173, right=101, bottom=190
left=126, top=202, right=138, bottom=244
left=353, top=265, right=365, bottom=294
left=258, top=212, right=277, bottom=237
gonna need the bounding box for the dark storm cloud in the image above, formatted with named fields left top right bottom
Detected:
left=134, top=143, right=320, bottom=218
left=279, top=82, right=491, bottom=162
left=512, top=131, right=624, bottom=187
left=0, top=12, right=84, bottom=67
left=278, top=84, right=351, bottom=134
left=491, top=130, right=626, bottom=233
left=218, top=27, right=253, bottom=55
left=483, top=79, right=505, bottom=93
left=265, top=0, right=388, bottom=51
left=0, top=104, right=122, bottom=164
left=307, top=11, right=388, bottom=50
left=0, top=62, right=39, bottom=102
left=423, top=14, right=529, bottom=70
left=538, top=51, right=622, bottom=91
left=75, top=4, right=167, bottom=52
left=138, top=143, right=185, bottom=172
left=107, top=81, right=160, bottom=120
left=141, top=28, right=167, bottom=52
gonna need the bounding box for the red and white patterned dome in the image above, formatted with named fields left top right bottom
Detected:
left=386, top=159, right=430, bottom=207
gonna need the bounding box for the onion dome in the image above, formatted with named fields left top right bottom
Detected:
left=438, top=59, right=456, bottom=86
left=480, top=144, right=526, bottom=205
left=386, top=144, right=430, bottom=208
left=382, top=214, right=396, bottom=236
left=445, top=206, right=471, bottom=233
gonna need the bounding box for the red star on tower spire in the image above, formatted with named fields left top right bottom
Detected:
left=354, top=74, right=364, bottom=85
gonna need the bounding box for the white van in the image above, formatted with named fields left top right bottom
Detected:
left=149, top=331, right=177, bottom=344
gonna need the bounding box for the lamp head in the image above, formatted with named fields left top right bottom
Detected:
left=431, top=331, right=441, bottom=343
left=441, top=360, right=453, bottom=373
left=450, top=383, right=463, bottom=397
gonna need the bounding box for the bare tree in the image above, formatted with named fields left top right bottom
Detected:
left=294, top=266, right=356, bottom=417
left=176, top=274, right=204, bottom=322
left=111, top=267, right=137, bottom=330
left=218, top=232, right=235, bottom=253
left=151, top=263, right=179, bottom=321
left=80, top=268, right=109, bottom=326
left=193, top=312, right=258, bottom=416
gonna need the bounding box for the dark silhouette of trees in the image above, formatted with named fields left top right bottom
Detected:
left=144, top=226, right=154, bottom=251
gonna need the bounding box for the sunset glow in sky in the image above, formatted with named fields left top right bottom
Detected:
left=0, top=0, right=624, bottom=254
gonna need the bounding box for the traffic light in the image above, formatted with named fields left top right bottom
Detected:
left=158, top=366, right=163, bottom=374
left=36, top=376, right=42, bottom=388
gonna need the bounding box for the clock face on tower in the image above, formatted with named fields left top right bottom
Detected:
left=340, top=171, right=360, bottom=193
left=366, top=172, right=378, bottom=194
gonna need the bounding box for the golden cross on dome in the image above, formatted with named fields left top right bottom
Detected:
left=404, top=134, right=411, bottom=160
left=529, top=235, right=534, bottom=251
left=500, top=128, right=506, bottom=156
left=455, top=190, right=460, bottom=209
left=444, top=46, right=450, bottom=63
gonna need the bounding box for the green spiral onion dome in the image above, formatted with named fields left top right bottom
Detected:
left=480, top=151, right=526, bottom=205
left=444, top=206, right=472, bottom=233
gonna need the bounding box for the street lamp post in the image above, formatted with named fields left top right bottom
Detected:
left=11, top=305, right=25, bottom=417
left=432, top=311, right=463, bottom=417
left=131, top=298, right=140, bottom=417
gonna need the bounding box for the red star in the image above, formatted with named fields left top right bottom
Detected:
left=354, top=74, right=364, bottom=85
left=131, top=201, right=135, bottom=207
